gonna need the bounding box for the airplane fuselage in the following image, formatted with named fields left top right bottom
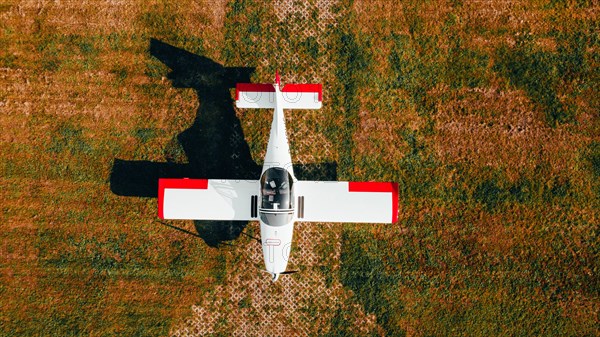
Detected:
left=259, top=82, right=295, bottom=281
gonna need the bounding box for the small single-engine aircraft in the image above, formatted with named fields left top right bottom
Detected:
left=159, top=72, right=398, bottom=281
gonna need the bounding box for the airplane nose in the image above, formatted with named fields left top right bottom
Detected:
left=260, top=221, right=294, bottom=278
left=272, top=273, right=280, bottom=282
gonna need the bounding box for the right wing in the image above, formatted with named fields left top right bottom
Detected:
left=159, top=178, right=259, bottom=221
left=294, top=181, right=398, bottom=223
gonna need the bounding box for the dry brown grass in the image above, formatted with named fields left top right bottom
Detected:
left=432, top=85, right=591, bottom=180
left=1, top=0, right=598, bottom=335
left=1, top=0, right=230, bottom=334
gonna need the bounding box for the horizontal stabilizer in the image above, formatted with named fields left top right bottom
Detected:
left=236, top=83, right=322, bottom=109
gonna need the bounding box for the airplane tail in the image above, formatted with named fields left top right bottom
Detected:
left=235, top=74, right=322, bottom=109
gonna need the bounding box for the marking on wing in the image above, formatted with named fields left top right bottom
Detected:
left=297, top=196, right=305, bottom=219
left=265, top=238, right=281, bottom=246
left=282, top=83, right=323, bottom=101
left=348, top=181, right=394, bottom=193
left=251, top=195, right=258, bottom=218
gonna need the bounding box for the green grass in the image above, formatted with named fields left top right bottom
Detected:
left=494, top=23, right=596, bottom=126
left=1, top=0, right=598, bottom=335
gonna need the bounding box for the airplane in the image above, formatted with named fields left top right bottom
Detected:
left=158, top=71, right=398, bottom=282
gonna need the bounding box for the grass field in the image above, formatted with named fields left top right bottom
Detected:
left=1, top=0, right=598, bottom=336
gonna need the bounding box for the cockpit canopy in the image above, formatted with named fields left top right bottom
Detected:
left=260, top=167, right=294, bottom=210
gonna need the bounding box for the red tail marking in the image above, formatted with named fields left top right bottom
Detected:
left=235, top=83, right=275, bottom=100
left=281, top=83, right=322, bottom=101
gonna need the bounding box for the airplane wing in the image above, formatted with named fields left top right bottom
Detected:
left=158, top=178, right=259, bottom=220
left=294, top=181, right=398, bottom=223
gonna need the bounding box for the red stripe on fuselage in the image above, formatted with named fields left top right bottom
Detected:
left=158, top=178, right=208, bottom=219
left=348, top=182, right=399, bottom=223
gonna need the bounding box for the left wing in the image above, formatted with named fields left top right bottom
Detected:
left=294, top=181, right=398, bottom=223
left=159, top=179, right=259, bottom=220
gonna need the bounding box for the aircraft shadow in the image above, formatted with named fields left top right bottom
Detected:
left=109, top=39, right=337, bottom=247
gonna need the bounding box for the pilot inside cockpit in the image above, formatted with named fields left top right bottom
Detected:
left=260, top=168, right=293, bottom=210
left=263, top=180, right=277, bottom=202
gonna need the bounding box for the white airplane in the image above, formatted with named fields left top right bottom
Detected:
left=158, top=72, right=398, bottom=281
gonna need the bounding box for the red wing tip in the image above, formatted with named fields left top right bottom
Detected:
left=348, top=181, right=395, bottom=193
left=159, top=178, right=208, bottom=189
left=158, top=178, right=209, bottom=220
left=347, top=182, right=398, bottom=223
left=158, top=198, right=164, bottom=220
left=391, top=182, right=398, bottom=223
